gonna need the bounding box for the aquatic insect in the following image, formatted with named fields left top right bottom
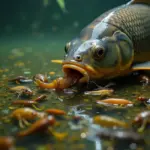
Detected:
left=11, top=95, right=47, bottom=107
left=96, top=100, right=132, bottom=110
left=84, top=89, right=114, bottom=96
left=96, top=100, right=118, bottom=107
left=138, top=75, right=149, bottom=85
left=93, top=115, right=128, bottom=128
left=35, top=75, right=81, bottom=90
left=45, top=109, right=66, bottom=115
left=132, top=111, right=150, bottom=132
left=33, top=74, right=48, bottom=83
left=136, top=96, right=150, bottom=104
left=10, top=108, right=47, bottom=128
left=136, top=96, right=150, bottom=107
left=0, top=136, right=15, bottom=150
left=98, top=98, right=133, bottom=105
left=9, top=86, right=33, bottom=97
left=17, top=116, right=55, bottom=137
left=136, top=96, right=148, bottom=102
left=8, top=76, right=33, bottom=84
left=36, top=0, right=150, bottom=89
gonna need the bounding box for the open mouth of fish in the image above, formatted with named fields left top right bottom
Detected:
left=62, top=62, right=89, bottom=84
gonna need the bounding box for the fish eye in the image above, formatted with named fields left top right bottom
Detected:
left=64, top=42, right=71, bottom=53
left=92, top=46, right=105, bottom=59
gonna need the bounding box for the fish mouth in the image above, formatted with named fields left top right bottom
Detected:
left=62, top=63, right=89, bottom=83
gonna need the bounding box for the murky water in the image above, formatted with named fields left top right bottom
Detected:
left=0, top=34, right=150, bottom=150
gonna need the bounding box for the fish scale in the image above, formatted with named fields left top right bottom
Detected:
left=105, top=5, right=150, bottom=39
left=102, top=4, right=150, bottom=53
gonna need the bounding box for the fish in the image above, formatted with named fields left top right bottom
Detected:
left=35, top=0, right=150, bottom=89
left=62, top=0, right=150, bottom=83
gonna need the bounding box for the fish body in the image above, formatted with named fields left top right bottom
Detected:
left=62, top=0, right=150, bottom=83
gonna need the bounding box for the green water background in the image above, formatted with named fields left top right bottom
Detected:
left=0, top=0, right=128, bottom=35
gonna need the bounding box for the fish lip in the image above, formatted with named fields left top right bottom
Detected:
left=62, top=62, right=89, bottom=83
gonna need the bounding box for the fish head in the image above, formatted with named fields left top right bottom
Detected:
left=63, top=30, right=134, bottom=83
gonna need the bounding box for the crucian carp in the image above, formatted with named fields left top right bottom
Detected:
left=35, top=0, right=150, bottom=89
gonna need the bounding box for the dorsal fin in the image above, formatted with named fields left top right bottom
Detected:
left=128, top=0, right=150, bottom=5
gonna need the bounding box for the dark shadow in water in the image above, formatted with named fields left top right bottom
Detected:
left=16, top=133, right=54, bottom=150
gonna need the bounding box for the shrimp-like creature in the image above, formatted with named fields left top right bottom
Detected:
left=10, top=108, right=47, bottom=128
left=132, top=111, right=150, bottom=132
left=9, top=86, right=33, bottom=98
left=17, top=116, right=55, bottom=137
left=93, top=115, right=129, bottom=128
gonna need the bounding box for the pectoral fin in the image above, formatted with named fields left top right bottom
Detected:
left=132, top=61, right=150, bottom=71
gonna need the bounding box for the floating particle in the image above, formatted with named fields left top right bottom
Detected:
left=49, top=72, right=55, bottom=75
left=56, top=0, right=67, bottom=13
left=14, top=61, right=25, bottom=67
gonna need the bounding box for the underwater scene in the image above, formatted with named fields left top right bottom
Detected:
left=0, top=0, right=150, bottom=150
